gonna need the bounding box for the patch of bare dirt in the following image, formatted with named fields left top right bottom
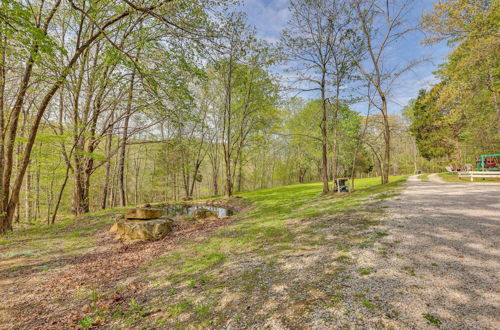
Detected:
left=1, top=207, right=243, bottom=330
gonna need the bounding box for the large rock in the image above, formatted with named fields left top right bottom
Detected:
left=125, top=208, right=163, bottom=220
left=110, top=218, right=174, bottom=241
left=191, top=208, right=218, bottom=220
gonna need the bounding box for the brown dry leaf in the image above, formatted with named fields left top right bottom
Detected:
left=5, top=210, right=239, bottom=329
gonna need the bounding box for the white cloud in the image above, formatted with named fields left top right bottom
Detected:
left=239, top=0, right=450, bottom=115
left=240, top=0, right=290, bottom=43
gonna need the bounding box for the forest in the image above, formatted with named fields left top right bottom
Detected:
left=1, top=0, right=499, bottom=329
left=0, top=0, right=497, bottom=232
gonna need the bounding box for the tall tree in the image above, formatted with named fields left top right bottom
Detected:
left=408, top=88, right=457, bottom=162
left=325, top=1, right=361, bottom=188
left=420, top=0, right=499, bottom=153
left=351, top=0, right=419, bottom=184
left=0, top=0, right=227, bottom=233
left=214, top=14, right=278, bottom=196
left=281, top=0, right=339, bottom=193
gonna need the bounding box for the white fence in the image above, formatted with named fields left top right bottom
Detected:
left=458, top=171, right=500, bottom=181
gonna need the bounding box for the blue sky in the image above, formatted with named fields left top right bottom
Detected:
left=239, top=0, right=451, bottom=114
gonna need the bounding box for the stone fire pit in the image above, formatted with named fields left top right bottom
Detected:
left=110, top=207, right=173, bottom=241
left=125, top=208, right=163, bottom=220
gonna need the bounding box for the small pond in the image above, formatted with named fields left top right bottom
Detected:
left=162, top=205, right=234, bottom=218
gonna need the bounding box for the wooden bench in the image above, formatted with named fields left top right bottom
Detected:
left=458, top=171, right=500, bottom=182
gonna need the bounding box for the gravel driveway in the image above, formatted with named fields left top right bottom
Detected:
left=370, top=176, right=500, bottom=329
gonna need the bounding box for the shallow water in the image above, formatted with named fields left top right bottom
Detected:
left=162, top=205, right=233, bottom=218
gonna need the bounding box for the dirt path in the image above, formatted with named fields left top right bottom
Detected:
left=427, top=173, right=446, bottom=183
left=369, top=176, right=500, bottom=328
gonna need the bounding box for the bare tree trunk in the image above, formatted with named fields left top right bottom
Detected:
left=110, top=161, right=119, bottom=207
left=382, top=99, right=390, bottom=184
left=320, top=75, right=329, bottom=194
left=173, top=172, right=178, bottom=201
left=101, top=131, right=114, bottom=209
left=133, top=153, right=140, bottom=205
left=350, top=85, right=372, bottom=192
left=299, top=168, right=307, bottom=183
left=0, top=4, right=128, bottom=232
left=13, top=204, right=19, bottom=224
left=330, top=82, right=342, bottom=191
left=24, top=168, right=32, bottom=221
left=71, top=52, right=90, bottom=215
left=352, top=0, right=417, bottom=186
left=119, top=70, right=136, bottom=207
left=46, top=177, right=55, bottom=224
left=189, top=162, right=202, bottom=197
left=0, top=26, right=6, bottom=231
left=223, top=53, right=234, bottom=197
left=209, top=147, right=220, bottom=196
left=34, top=161, right=40, bottom=222
left=331, top=136, right=339, bottom=191
left=50, top=161, right=71, bottom=224
left=237, top=156, right=243, bottom=193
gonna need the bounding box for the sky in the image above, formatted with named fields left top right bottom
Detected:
left=239, top=0, right=451, bottom=114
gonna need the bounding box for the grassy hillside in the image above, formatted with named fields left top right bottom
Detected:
left=1, top=176, right=406, bottom=328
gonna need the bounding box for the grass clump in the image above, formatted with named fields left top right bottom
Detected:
left=1, top=250, right=40, bottom=258
left=401, top=265, right=416, bottom=276
left=362, top=300, right=375, bottom=309
left=168, top=300, right=194, bottom=317
left=334, top=254, right=352, bottom=263
left=195, top=302, right=213, bottom=317
left=375, top=192, right=400, bottom=200
left=423, top=313, right=442, bottom=327
left=79, top=315, right=94, bottom=329
left=358, top=267, right=373, bottom=276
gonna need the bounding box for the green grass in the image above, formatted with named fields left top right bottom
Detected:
left=358, top=267, right=373, bottom=275
left=2, top=176, right=407, bottom=328
left=135, top=176, right=406, bottom=324
left=0, top=208, right=124, bottom=257
left=401, top=265, right=416, bottom=276
left=419, top=173, right=430, bottom=181
left=438, top=172, right=465, bottom=182
left=423, top=313, right=442, bottom=327
left=79, top=315, right=94, bottom=329
left=186, top=177, right=401, bottom=258
left=362, top=300, right=375, bottom=309
left=438, top=172, right=500, bottom=183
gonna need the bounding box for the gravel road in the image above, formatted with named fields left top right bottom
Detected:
left=369, top=176, right=500, bottom=329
